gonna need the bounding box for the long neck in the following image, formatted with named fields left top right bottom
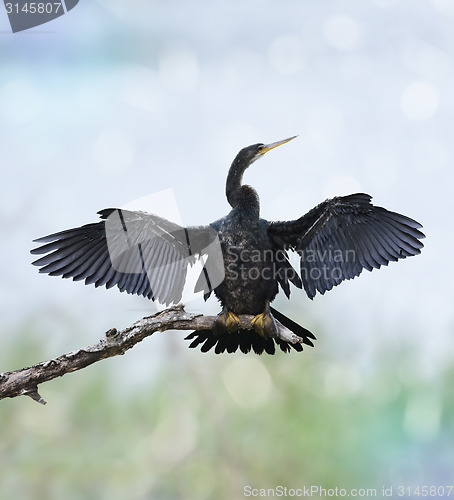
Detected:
left=226, top=156, right=259, bottom=215
left=226, top=155, right=247, bottom=207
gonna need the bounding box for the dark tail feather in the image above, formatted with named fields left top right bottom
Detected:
left=185, top=310, right=315, bottom=355
left=270, top=307, right=316, bottom=347
left=185, top=329, right=275, bottom=355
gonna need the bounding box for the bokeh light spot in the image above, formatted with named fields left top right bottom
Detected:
left=223, top=357, right=272, bottom=409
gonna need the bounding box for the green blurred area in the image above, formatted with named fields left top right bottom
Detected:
left=1, top=316, right=453, bottom=500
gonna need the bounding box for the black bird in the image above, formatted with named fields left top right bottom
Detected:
left=31, top=137, right=424, bottom=354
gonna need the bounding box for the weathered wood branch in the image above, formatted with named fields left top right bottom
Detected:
left=0, top=305, right=302, bottom=405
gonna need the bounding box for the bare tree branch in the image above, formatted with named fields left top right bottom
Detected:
left=0, top=305, right=303, bottom=405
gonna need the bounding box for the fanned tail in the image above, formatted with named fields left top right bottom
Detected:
left=184, top=309, right=316, bottom=355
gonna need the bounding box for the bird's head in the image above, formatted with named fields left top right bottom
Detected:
left=226, top=135, right=297, bottom=209
left=237, top=135, right=297, bottom=168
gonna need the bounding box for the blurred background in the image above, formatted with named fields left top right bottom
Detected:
left=0, top=0, right=453, bottom=498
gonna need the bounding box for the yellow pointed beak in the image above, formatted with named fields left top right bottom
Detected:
left=259, top=136, right=297, bottom=155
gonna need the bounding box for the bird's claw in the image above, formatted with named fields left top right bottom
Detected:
left=214, top=309, right=241, bottom=335
left=251, top=310, right=279, bottom=339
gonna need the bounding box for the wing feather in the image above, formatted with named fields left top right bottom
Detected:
left=32, top=208, right=223, bottom=305
left=268, top=193, right=424, bottom=299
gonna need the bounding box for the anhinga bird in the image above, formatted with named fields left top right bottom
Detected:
left=31, top=136, right=424, bottom=354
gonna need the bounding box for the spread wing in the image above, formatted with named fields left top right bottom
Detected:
left=31, top=208, right=224, bottom=305
left=267, top=193, right=424, bottom=299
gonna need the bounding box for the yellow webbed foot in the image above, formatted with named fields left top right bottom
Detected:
left=251, top=307, right=278, bottom=339
left=214, top=308, right=241, bottom=335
